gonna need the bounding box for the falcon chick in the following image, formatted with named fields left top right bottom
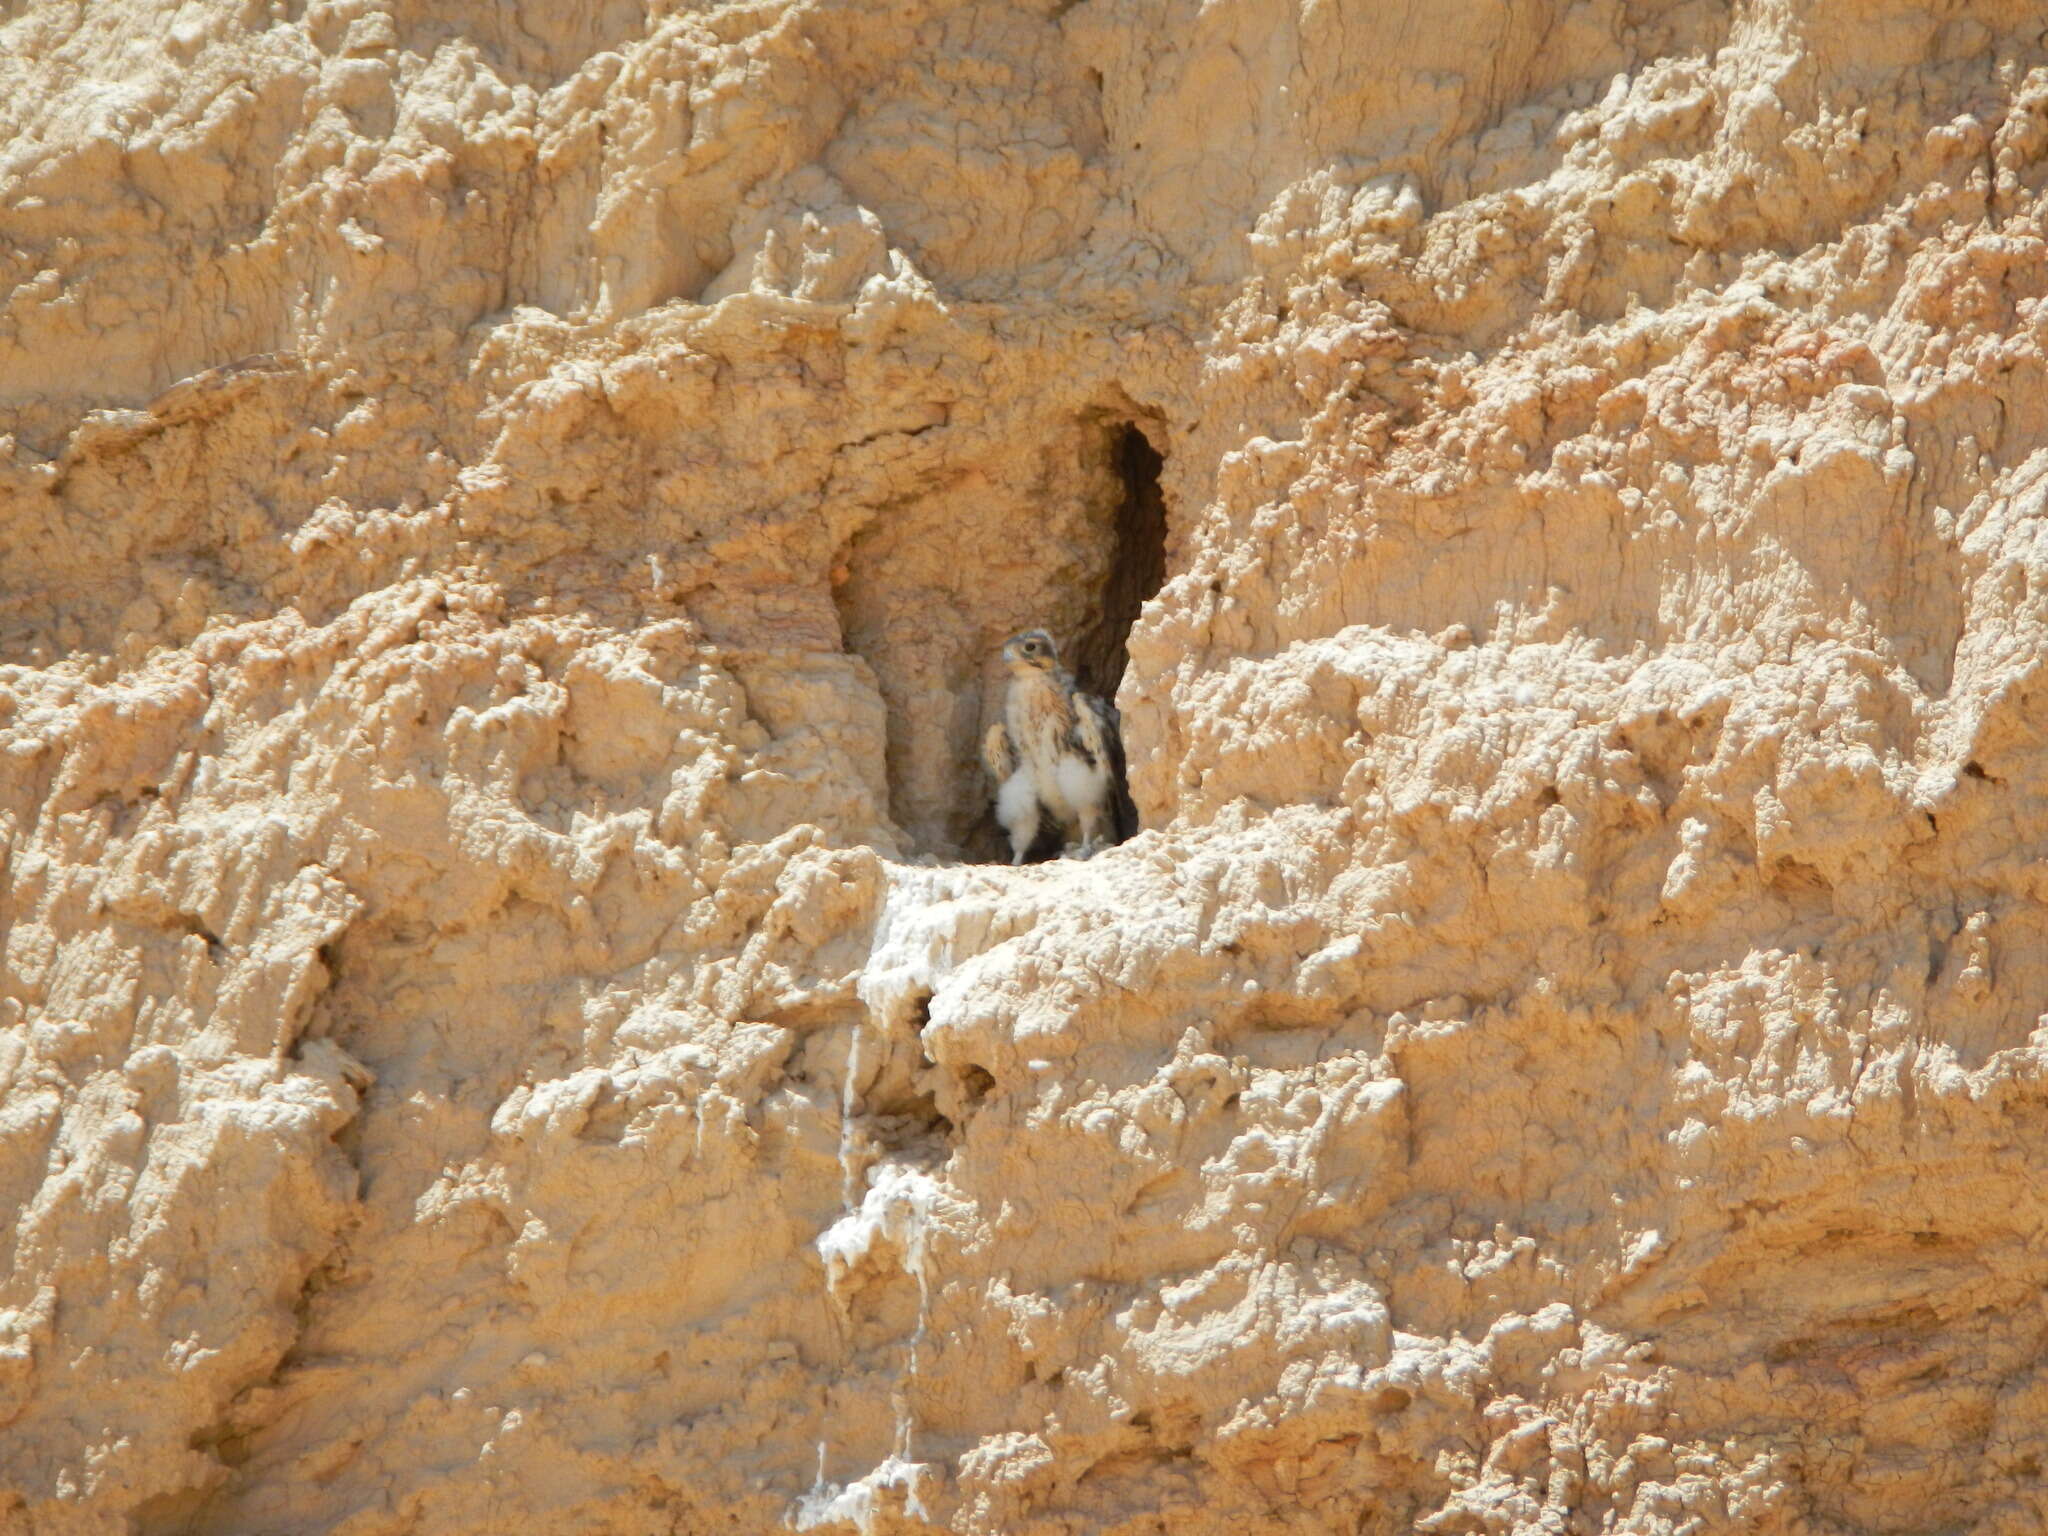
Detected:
left=981, top=628, right=1138, bottom=863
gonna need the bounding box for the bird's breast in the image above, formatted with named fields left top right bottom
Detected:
left=1008, top=674, right=1073, bottom=764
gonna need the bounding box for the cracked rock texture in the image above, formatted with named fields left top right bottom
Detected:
left=6, top=0, right=2048, bottom=1531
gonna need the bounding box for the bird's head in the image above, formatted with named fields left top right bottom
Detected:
left=1001, top=629, right=1060, bottom=673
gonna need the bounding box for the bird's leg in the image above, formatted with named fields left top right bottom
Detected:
left=1076, top=805, right=1106, bottom=858
left=1007, top=800, right=1040, bottom=866
left=996, top=771, right=1040, bottom=866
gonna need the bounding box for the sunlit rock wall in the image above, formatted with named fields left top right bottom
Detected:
left=5, top=0, right=2048, bottom=1531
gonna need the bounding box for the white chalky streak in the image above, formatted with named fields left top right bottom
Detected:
left=799, top=861, right=982, bottom=1530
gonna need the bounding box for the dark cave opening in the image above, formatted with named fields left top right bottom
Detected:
left=1070, top=422, right=1168, bottom=708
left=972, top=417, right=1168, bottom=864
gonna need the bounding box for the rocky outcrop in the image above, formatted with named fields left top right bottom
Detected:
left=5, top=0, right=2048, bottom=1530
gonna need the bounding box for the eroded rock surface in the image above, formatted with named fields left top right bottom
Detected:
left=6, top=0, right=2048, bottom=1530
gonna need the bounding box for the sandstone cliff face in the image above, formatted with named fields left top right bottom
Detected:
left=6, top=0, right=2048, bottom=1531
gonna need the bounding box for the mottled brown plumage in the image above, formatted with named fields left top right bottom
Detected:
left=982, top=629, right=1136, bottom=862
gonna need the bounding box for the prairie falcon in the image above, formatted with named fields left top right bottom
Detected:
left=981, top=629, right=1137, bottom=863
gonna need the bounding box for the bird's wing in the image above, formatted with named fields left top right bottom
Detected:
left=1072, top=690, right=1139, bottom=842
left=982, top=720, right=1017, bottom=781
left=1069, top=688, right=1114, bottom=769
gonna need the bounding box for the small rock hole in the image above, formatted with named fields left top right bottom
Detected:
left=871, top=1089, right=953, bottom=1151
left=968, top=416, right=1168, bottom=863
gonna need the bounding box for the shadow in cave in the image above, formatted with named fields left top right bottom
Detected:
left=1070, top=424, right=1168, bottom=707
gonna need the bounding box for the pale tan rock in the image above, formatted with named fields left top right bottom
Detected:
left=5, top=0, right=2048, bottom=1531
